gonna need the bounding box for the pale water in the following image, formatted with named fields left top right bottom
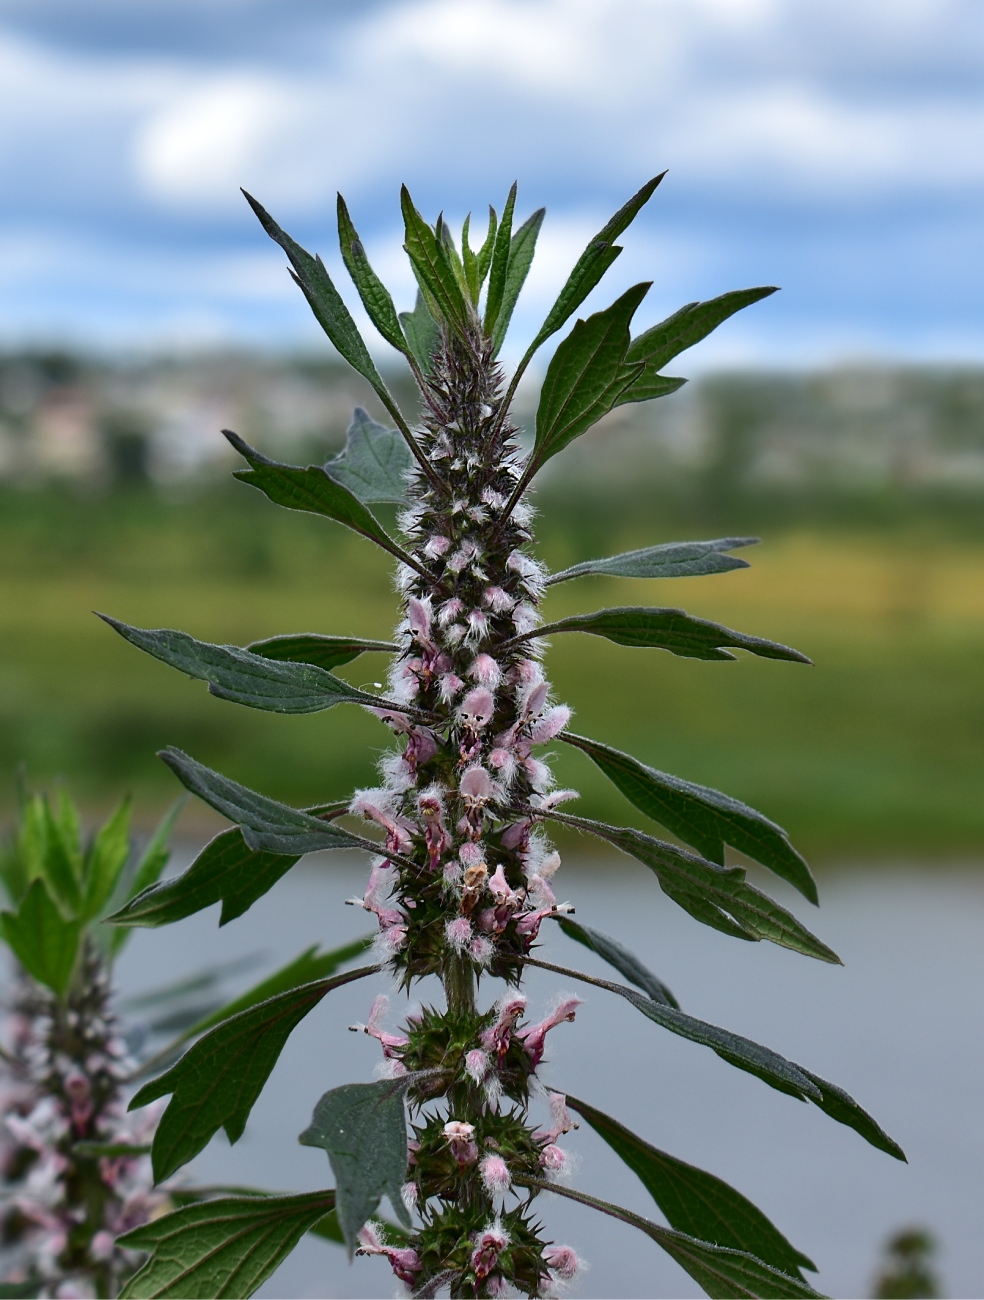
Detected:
left=114, top=854, right=984, bottom=1299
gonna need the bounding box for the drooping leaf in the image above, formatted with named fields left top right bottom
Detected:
left=222, top=429, right=417, bottom=568
left=626, top=287, right=779, bottom=374
left=545, top=811, right=837, bottom=962
left=118, top=1191, right=337, bottom=1299
left=157, top=748, right=383, bottom=858
left=0, top=878, right=80, bottom=997
left=513, top=605, right=812, bottom=664
left=131, top=966, right=378, bottom=1182
left=336, top=194, right=408, bottom=356
left=554, top=915, right=678, bottom=1007
left=99, top=616, right=392, bottom=715
left=483, top=182, right=517, bottom=337
left=400, top=186, right=471, bottom=339
left=563, top=733, right=817, bottom=903
left=248, top=631, right=396, bottom=673
left=491, top=206, right=546, bottom=353
left=528, top=283, right=649, bottom=479
left=299, top=1077, right=413, bottom=1256
left=324, top=407, right=413, bottom=504
left=398, top=290, right=440, bottom=374
left=517, top=1177, right=826, bottom=1300
left=566, top=1095, right=815, bottom=1278
left=81, top=795, right=132, bottom=921
left=547, top=537, right=758, bottom=585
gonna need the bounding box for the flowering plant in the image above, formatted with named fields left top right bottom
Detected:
left=102, top=176, right=904, bottom=1299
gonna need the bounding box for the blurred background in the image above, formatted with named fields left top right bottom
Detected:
left=1, top=1, right=983, bottom=1296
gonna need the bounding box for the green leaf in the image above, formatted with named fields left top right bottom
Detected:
left=308, top=1207, right=344, bottom=1244
left=514, top=605, right=812, bottom=664
left=34, top=797, right=82, bottom=917
left=518, top=173, right=666, bottom=371
left=566, top=1095, right=815, bottom=1279
left=324, top=407, right=413, bottom=504
left=131, top=966, right=378, bottom=1182
left=118, top=1190, right=337, bottom=1299
left=547, top=537, right=759, bottom=585
left=157, top=748, right=381, bottom=858
left=483, top=182, right=517, bottom=336
left=223, top=429, right=418, bottom=568
left=81, top=795, right=132, bottom=921
left=53, top=788, right=83, bottom=874
left=0, top=1280, right=45, bottom=1298
left=248, top=631, right=396, bottom=673
left=476, top=205, right=498, bottom=285
left=184, top=937, right=374, bottom=1038
left=398, top=290, right=440, bottom=375
left=614, top=368, right=688, bottom=407
left=529, top=282, right=650, bottom=478
left=517, top=1178, right=826, bottom=1300
left=336, top=194, right=409, bottom=356
left=546, top=811, right=837, bottom=962
left=0, top=878, right=80, bottom=996
left=491, top=206, right=546, bottom=354
left=400, top=186, right=471, bottom=339
left=103, top=800, right=184, bottom=958
left=299, top=1077, right=413, bottom=1256
left=100, top=616, right=392, bottom=715
left=460, top=213, right=480, bottom=304
left=554, top=915, right=678, bottom=1007
left=626, top=287, right=779, bottom=373
left=563, top=733, right=817, bottom=903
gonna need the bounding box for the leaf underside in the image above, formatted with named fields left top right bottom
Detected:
left=554, top=915, right=678, bottom=1007
left=248, top=633, right=396, bottom=673
left=324, top=407, right=413, bottom=504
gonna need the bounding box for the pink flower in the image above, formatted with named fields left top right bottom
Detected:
left=439, top=672, right=465, bottom=703
left=544, top=1245, right=581, bottom=1281
left=535, top=1092, right=576, bottom=1144
left=540, top=1143, right=568, bottom=1173
left=480, top=1153, right=511, bottom=1194
left=464, top=1049, right=489, bottom=1084
left=438, top=596, right=465, bottom=625
left=443, top=1120, right=478, bottom=1166
left=469, top=653, right=502, bottom=689
left=521, top=680, right=550, bottom=720
left=446, top=917, right=473, bottom=952
left=423, top=534, right=451, bottom=559
left=517, top=996, right=583, bottom=1068
left=90, top=1230, right=115, bottom=1261
left=466, top=608, right=489, bottom=640
left=469, top=935, right=495, bottom=965
left=459, top=688, right=495, bottom=729
left=529, top=705, right=571, bottom=744
left=483, top=585, right=515, bottom=612
left=460, top=765, right=495, bottom=808
left=479, top=993, right=526, bottom=1063
left=407, top=596, right=433, bottom=645
left=350, top=995, right=408, bottom=1060
left=471, top=1222, right=509, bottom=1280
left=356, top=1223, right=422, bottom=1285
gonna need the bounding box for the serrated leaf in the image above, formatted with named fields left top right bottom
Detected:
left=0, top=878, right=80, bottom=996
left=529, top=283, right=650, bottom=479
left=546, top=811, right=837, bottom=962
left=626, top=287, right=778, bottom=373
left=483, top=182, right=517, bottom=336
left=563, top=733, right=817, bottom=903
left=519, top=1178, right=825, bottom=1300
left=223, top=428, right=417, bottom=567
left=248, top=631, right=396, bottom=673
left=157, top=748, right=379, bottom=858
left=566, top=1095, right=815, bottom=1279
left=299, top=1077, right=413, bottom=1256
left=336, top=194, right=408, bottom=356
left=515, top=605, right=811, bottom=664
left=401, top=186, right=471, bottom=339
left=118, top=1190, right=337, bottom=1299
left=492, top=206, right=546, bottom=354
left=81, top=795, right=132, bottom=921
left=131, top=966, right=378, bottom=1182
left=100, top=615, right=391, bottom=715
left=324, top=407, right=413, bottom=504
left=554, top=915, right=678, bottom=1007
left=399, top=290, right=440, bottom=374
left=547, top=537, right=758, bottom=585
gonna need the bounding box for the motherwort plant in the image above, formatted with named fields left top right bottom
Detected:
left=103, top=176, right=904, bottom=1299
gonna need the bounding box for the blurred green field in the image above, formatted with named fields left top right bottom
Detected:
left=2, top=482, right=983, bottom=861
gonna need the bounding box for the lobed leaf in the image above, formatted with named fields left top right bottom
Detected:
left=336, top=194, right=408, bottom=356
left=614, top=368, right=687, bottom=407
left=547, top=537, right=758, bottom=585
left=626, top=287, right=778, bottom=374
left=131, top=966, right=378, bottom=1182
left=299, top=1077, right=413, bottom=1256
left=323, top=407, right=413, bottom=504
left=566, top=1095, right=815, bottom=1278
left=400, top=186, right=471, bottom=339
left=0, top=878, right=80, bottom=997
left=554, top=915, right=678, bottom=1007
left=398, top=290, right=441, bottom=375
left=491, top=206, right=546, bottom=353
left=483, top=182, right=517, bottom=336
left=248, top=631, right=396, bottom=673
left=118, top=1190, right=337, bottom=1299
left=563, top=732, right=817, bottom=903
left=513, top=605, right=812, bottom=664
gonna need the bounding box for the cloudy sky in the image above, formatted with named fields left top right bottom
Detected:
left=1, top=0, right=982, bottom=368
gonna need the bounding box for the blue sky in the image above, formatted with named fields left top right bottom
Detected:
left=1, top=0, right=982, bottom=369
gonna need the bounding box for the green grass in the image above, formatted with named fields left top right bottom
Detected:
left=3, top=484, right=984, bottom=860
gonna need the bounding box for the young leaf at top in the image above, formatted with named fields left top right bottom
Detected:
left=157, top=748, right=389, bottom=859
left=509, top=605, right=812, bottom=664
left=103, top=798, right=184, bottom=958
left=460, top=213, right=481, bottom=303
left=517, top=1178, right=826, bottom=1300
left=299, top=1077, right=414, bottom=1256
left=248, top=632, right=396, bottom=673
left=131, top=965, right=378, bottom=1183
left=566, top=1095, right=816, bottom=1279
left=80, top=795, right=132, bottom=921
left=324, top=407, right=414, bottom=504
left=99, top=616, right=396, bottom=715
left=553, top=915, right=678, bottom=1007
left=336, top=194, right=409, bottom=357
left=563, top=732, right=817, bottom=903
left=491, top=205, right=546, bottom=353
left=118, top=1190, right=337, bottom=1300
left=0, top=878, right=80, bottom=997
left=547, top=537, right=758, bottom=585
left=476, top=205, right=498, bottom=285
left=398, top=290, right=440, bottom=375
left=483, top=182, right=517, bottom=337
left=625, top=287, right=778, bottom=375
left=25, top=795, right=81, bottom=918
left=400, top=186, right=472, bottom=340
